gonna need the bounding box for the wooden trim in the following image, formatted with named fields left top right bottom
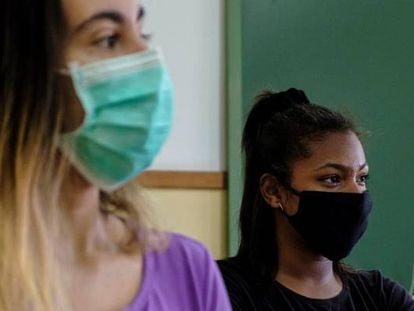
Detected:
left=136, top=171, right=227, bottom=189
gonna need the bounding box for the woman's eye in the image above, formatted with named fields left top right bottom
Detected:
left=94, top=34, right=120, bottom=49
left=320, top=175, right=341, bottom=185
left=358, top=174, right=370, bottom=185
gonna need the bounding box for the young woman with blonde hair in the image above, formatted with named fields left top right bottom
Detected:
left=0, top=0, right=230, bottom=310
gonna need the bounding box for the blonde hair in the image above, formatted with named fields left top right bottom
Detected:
left=0, top=89, right=68, bottom=309
left=0, top=124, right=151, bottom=310
left=0, top=1, right=155, bottom=309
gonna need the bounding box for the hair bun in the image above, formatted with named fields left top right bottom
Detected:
left=247, top=88, right=310, bottom=133
left=265, top=88, right=310, bottom=113
left=253, top=88, right=310, bottom=116
left=244, top=88, right=310, bottom=152
left=283, top=88, right=310, bottom=105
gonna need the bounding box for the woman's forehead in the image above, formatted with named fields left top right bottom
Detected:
left=293, top=132, right=367, bottom=172
left=62, top=0, right=141, bottom=29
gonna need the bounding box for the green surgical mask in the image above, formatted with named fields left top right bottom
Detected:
left=59, top=48, right=173, bottom=191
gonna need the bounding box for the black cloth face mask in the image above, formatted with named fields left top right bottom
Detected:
left=282, top=188, right=373, bottom=261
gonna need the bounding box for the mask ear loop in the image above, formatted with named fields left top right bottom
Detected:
left=55, top=61, right=78, bottom=76
left=56, top=68, right=70, bottom=75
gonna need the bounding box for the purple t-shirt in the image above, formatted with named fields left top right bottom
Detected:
left=123, top=233, right=232, bottom=311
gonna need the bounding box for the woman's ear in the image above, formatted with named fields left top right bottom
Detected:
left=260, top=173, right=283, bottom=209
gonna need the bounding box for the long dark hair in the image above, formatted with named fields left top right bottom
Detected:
left=0, top=1, right=67, bottom=176
left=237, top=88, right=359, bottom=287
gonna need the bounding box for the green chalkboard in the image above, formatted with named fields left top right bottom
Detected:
left=227, top=0, right=414, bottom=289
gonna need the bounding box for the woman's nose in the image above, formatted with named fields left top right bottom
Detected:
left=126, top=33, right=148, bottom=54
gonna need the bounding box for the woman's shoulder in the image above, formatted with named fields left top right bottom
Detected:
left=163, top=232, right=212, bottom=260
left=345, top=269, right=414, bottom=310
left=217, top=256, right=250, bottom=281
left=345, top=269, right=385, bottom=284
left=168, top=231, right=208, bottom=249
left=126, top=232, right=231, bottom=310
left=346, top=269, right=401, bottom=288
left=217, top=257, right=262, bottom=310
left=147, top=231, right=213, bottom=268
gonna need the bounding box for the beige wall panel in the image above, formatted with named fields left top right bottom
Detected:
left=142, top=188, right=227, bottom=259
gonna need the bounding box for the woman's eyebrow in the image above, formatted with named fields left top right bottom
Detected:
left=73, top=7, right=145, bottom=35
left=314, top=162, right=368, bottom=172
left=73, top=11, right=124, bottom=34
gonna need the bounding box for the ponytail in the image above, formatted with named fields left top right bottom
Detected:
left=237, top=88, right=357, bottom=288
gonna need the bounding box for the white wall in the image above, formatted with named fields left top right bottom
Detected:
left=143, top=0, right=225, bottom=171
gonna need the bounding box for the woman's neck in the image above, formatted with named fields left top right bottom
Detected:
left=275, top=215, right=342, bottom=299
left=61, top=169, right=144, bottom=311
left=62, top=168, right=124, bottom=264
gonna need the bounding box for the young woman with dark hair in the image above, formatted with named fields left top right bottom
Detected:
left=218, top=88, right=414, bottom=310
